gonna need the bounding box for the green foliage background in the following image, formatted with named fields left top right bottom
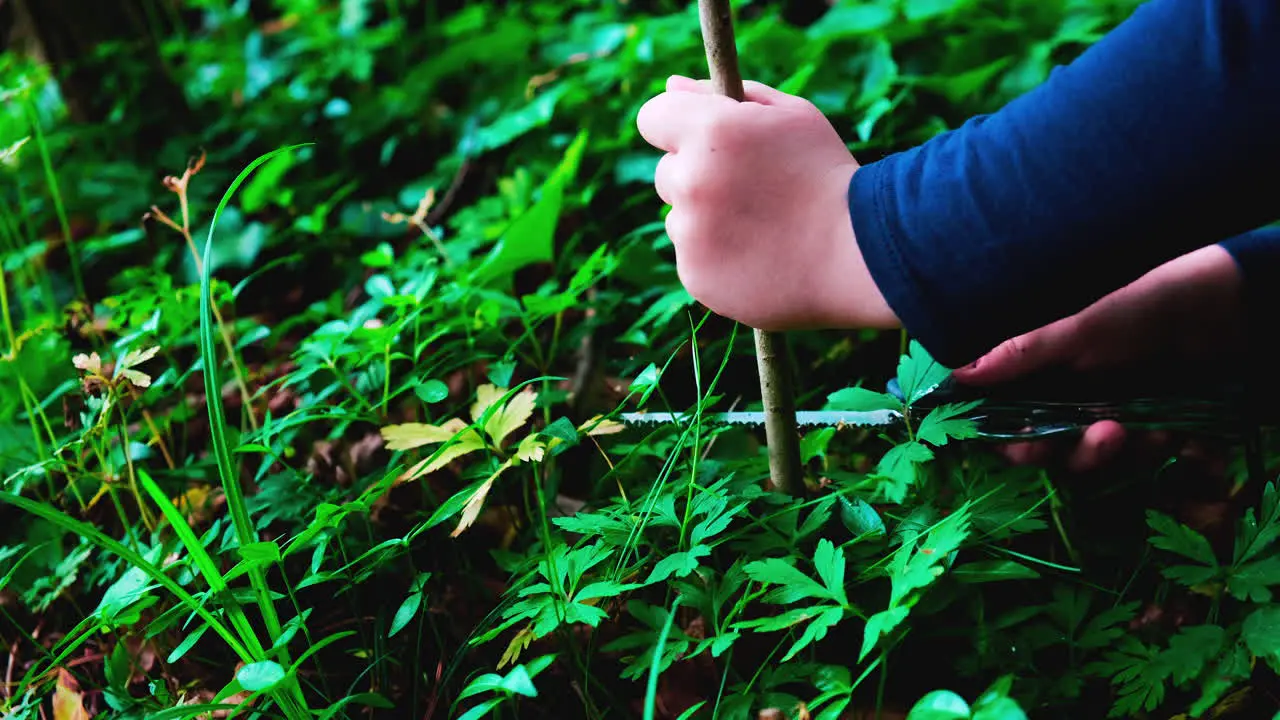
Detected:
left=3, top=1, right=1280, bottom=719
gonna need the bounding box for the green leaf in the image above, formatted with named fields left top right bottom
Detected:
left=971, top=697, right=1027, bottom=720
left=897, top=340, right=952, bottom=406
left=457, top=698, right=504, bottom=720
left=906, top=689, right=970, bottom=719
left=166, top=623, right=209, bottom=663
left=873, top=441, right=934, bottom=503
left=825, top=386, right=901, bottom=413
left=840, top=496, right=887, bottom=538
left=916, top=401, right=981, bottom=447
left=1160, top=624, right=1225, bottom=684
left=781, top=607, right=844, bottom=662
left=1227, top=555, right=1280, bottom=601
left=890, top=507, right=971, bottom=606
left=808, top=2, right=895, bottom=40
left=743, top=558, right=834, bottom=604
left=236, top=661, right=286, bottom=692
left=474, top=130, right=588, bottom=288
left=1235, top=481, right=1280, bottom=565
left=499, top=664, right=539, bottom=698
left=801, top=427, right=837, bottom=463
left=414, top=379, right=449, bottom=404
left=860, top=606, right=909, bottom=661
left=237, top=541, right=281, bottom=565
left=1147, top=511, right=1217, bottom=566
left=467, top=84, right=570, bottom=156
left=905, top=0, right=969, bottom=22
left=574, top=580, right=641, bottom=603
left=1244, top=606, right=1280, bottom=660
left=646, top=546, right=711, bottom=585
left=813, top=539, right=848, bottom=606
left=388, top=582, right=427, bottom=639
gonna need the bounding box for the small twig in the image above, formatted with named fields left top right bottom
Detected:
left=696, top=0, right=804, bottom=496
left=143, top=152, right=260, bottom=431
left=425, top=158, right=472, bottom=227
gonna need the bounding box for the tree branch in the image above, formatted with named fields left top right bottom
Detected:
left=696, top=0, right=804, bottom=496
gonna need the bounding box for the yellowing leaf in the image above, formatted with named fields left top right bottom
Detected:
left=119, top=345, right=160, bottom=369
left=499, top=627, right=535, bottom=669
left=484, top=386, right=537, bottom=447
left=470, top=383, right=506, bottom=422
left=118, top=368, right=153, bottom=388
left=381, top=418, right=469, bottom=451
left=515, top=434, right=545, bottom=463
left=397, top=428, right=486, bottom=484
left=0, top=136, right=30, bottom=168
left=451, top=459, right=516, bottom=537
left=72, top=352, right=102, bottom=374
left=579, top=416, right=625, bottom=436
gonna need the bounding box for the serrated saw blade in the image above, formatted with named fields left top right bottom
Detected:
left=617, top=409, right=903, bottom=429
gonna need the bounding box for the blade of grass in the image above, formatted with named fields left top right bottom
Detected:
left=0, top=490, right=249, bottom=660
left=138, top=469, right=275, bottom=658
left=200, top=143, right=313, bottom=715
left=643, top=595, right=681, bottom=720
left=23, top=96, right=83, bottom=300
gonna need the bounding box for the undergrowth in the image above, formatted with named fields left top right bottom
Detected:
left=2, top=1, right=1280, bottom=718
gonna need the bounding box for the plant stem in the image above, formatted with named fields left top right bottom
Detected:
left=695, top=0, right=804, bottom=496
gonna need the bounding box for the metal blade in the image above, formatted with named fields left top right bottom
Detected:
left=618, top=409, right=902, bottom=429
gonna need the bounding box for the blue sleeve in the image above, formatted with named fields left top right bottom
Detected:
left=1221, top=226, right=1280, bottom=343
left=848, top=0, right=1280, bottom=369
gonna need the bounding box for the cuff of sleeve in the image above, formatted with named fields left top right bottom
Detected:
left=848, top=152, right=977, bottom=369
left=1219, top=225, right=1280, bottom=342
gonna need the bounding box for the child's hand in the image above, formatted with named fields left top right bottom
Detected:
left=635, top=75, right=899, bottom=332
left=952, top=244, right=1246, bottom=471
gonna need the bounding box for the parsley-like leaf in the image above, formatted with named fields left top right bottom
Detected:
left=1226, top=555, right=1280, bottom=602
left=1147, top=511, right=1217, bottom=567
left=813, top=539, right=848, bottom=606
left=873, top=441, right=934, bottom=504
left=781, top=607, right=844, bottom=662
left=825, top=386, right=901, bottom=412
left=1234, top=481, right=1280, bottom=566
left=896, top=340, right=951, bottom=406
left=1243, top=605, right=1280, bottom=660
left=742, top=558, right=835, bottom=604
left=859, top=606, right=908, bottom=661
left=916, top=401, right=982, bottom=447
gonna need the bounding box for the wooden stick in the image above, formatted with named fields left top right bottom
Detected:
left=696, top=0, right=804, bottom=496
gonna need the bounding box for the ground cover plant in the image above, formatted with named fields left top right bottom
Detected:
left=2, top=0, right=1280, bottom=717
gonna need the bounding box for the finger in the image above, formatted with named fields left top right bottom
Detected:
left=636, top=91, right=735, bottom=153
left=666, top=75, right=711, bottom=94
left=654, top=152, right=680, bottom=205
left=952, top=317, right=1081, bottom=386
left=1067, top=420, right=1127, bottom=472
left=664, top=207, right=691, bottom=250
left=667, top=75, right=807, bottom=108
left=999, top=438, right=1058, bottom=467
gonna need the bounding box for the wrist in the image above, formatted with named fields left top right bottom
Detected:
left=1150, top=244, right=1246, bottom=361
left=820, top=163, right=901, bottom=329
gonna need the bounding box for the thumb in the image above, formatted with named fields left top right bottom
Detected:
left=667, top=75, right=805, bottom=107
left=951, top=317, right=1082, bottom=386
left=666, top=75, right=714, bottom=93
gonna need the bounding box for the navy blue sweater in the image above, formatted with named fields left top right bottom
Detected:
left=848, top=0, right=1280, bottom=369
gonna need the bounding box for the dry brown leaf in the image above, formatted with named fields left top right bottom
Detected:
left=53, top=668, right=90, bottom=720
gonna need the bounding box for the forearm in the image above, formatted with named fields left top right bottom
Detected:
left=850, top=0, right=1280, bottom=368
